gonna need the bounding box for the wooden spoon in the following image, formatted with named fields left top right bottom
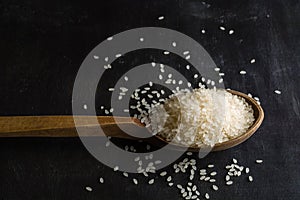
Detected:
left=0, top=90, right=264, bottom=151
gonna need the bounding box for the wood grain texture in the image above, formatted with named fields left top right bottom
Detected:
left=0, top=116, right=139, bottom=139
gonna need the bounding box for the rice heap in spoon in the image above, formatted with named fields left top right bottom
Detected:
left=146, top=88, right=255, bottom=147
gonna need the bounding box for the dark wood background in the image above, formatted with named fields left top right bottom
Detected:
left=0, top=0, right=299, bottom=199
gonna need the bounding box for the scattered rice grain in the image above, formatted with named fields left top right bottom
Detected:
left=274, top=90, right=281, bottom=94
left=256, top=160, right=263, bottom=164
left=212, top=185, right=218, bottom=191
left=158, top=16, right=164, bottom=20
left=248, top=176, right=253, bottom=182
left=226, top=181, right=233, bottom=185
left=148, top=179, right=155, bottom=184
left=99, top=177, right=104, bottom=184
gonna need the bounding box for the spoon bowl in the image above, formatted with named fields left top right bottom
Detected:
left=153, top=90, right=264, bottom=151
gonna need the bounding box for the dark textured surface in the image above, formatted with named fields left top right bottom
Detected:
left=0, top=0, right=300, bottom=199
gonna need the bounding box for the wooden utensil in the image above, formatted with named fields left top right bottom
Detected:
left=0, top=90, right=264, bottom=151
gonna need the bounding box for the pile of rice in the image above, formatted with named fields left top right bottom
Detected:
left=146, top=88, right=255, bottom=147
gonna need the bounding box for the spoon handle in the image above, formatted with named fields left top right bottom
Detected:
left=0, top=116, right=138, bottom=138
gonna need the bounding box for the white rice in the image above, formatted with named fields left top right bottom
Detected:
left=256, top=159, right=263, bottom=164
left=160, top=171, right=167, bottom=176
left=210, top=172, right=217, bottom=176
left=205, top=193, right=210, bottom=199
left=113, top=166, right=119, bottom=171
left=274, top=90, right=281, bottom=94
left=148, top=179, right=155, bottom=184
left=240, top=70, right=247, bottom=75
left=212, top=185, right=218, bottom=191
left=208, top=164, right=214, bottom=168
left=147, top=88, right=255, bottom=147
left=133, top=178, right=138, bottom=185
left=248, top=176, right=253, bottom=182
left=226, top=181, right=233, bottom=185
left=219, top=26, right=226, bottom=31
left=158, top=16, right=164, bottom=20
left=99, top=177, right=104, bottom=183
left=245, top=167, right=250, bottom=174
left=167, top=176, right=172, bottom=182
